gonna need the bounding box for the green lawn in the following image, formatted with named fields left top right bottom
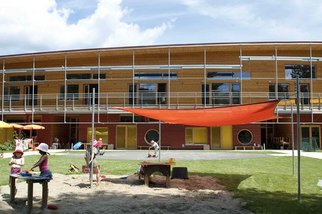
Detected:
left=1, top=154, right=322, bottom=213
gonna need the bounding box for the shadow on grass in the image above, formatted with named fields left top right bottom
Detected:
left=191, top=172, right=322, bottom=214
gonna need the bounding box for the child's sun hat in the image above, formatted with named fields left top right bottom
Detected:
left=37, top=143, right=50, bottom=154
left=13, top=147, right=24, bottom=155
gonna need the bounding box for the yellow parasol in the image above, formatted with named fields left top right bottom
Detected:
left=0, top=121, right=12, bottom=128
left=23, top=124, right=45, bottom=130
left=10, top=123, right=24, bottom=129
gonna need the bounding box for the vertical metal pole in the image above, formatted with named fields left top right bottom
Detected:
left=32, top=58, right=35, bottom=123
left=132, top=51, right=135, bottom=121
left=90, top=88, right=95, bottom=188
left=296, top=75, right=301, bottom=201
left=64, top=57, right=67, bottom=123
left=1, top=61, right=5, bottom=121
left=203, top=49, right=207, bottom=107
left=168, top=49, right=171, bottom=108
left=97, top=53, right=100, bottom=123
left=159, top=121, right=161, bottom=162
left=291, top=104, right=294, bottom=176
left=239, top=48, right=243, bottom=104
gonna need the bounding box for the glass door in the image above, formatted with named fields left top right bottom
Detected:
left=301, top=126, right=320, bottom=149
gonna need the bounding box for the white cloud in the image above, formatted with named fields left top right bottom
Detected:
left=0, top=0, right=171, bottom=55
left=178, top=0, right=322, bottom=42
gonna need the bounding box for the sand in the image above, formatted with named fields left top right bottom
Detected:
left=0, top=173, right=252, bottom=214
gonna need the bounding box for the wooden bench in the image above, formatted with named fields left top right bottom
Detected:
left=138, top=146, right=170, bottom=150
left=235, top=145, right=263, bottom=150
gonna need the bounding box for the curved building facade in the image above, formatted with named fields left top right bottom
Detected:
left=1, top=42, right=322, bottom=150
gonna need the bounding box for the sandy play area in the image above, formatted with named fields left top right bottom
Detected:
left=0, top=173, right=252, bottom=214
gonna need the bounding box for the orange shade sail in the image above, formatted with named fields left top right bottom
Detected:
left=114, top=100, right=279, bottom=127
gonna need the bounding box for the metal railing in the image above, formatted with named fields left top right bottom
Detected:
left=1, top=92, right=322, bottom=114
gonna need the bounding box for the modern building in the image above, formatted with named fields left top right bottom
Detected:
left=1, top=42, right=321, bottom=150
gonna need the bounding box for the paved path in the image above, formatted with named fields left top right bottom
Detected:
left=2, top=149, right=322, bottom=160
left=66, top=150, right=271, bottom=161
left=268, top=149, right=322, bottom=159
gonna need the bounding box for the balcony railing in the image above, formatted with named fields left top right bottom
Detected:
left=1, top=92, right=322, bottom=114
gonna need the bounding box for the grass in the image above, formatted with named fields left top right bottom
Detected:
left=1, top=153, right=322, bottom=213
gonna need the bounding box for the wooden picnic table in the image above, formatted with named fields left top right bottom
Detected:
left=10, top=174, right=51, bottom=214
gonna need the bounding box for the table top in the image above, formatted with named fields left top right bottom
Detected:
left=10, top=173, right=51, bottom=181
left=140, top=161, right=171, bottom=166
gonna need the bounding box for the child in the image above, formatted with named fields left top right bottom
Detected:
left=84, top=146, right=100, bottom=184
left=29, top=143, right=53, bottom=180
left=9, top=148, right=25, bottom=175
left=147, top=140, right=160, bottom=158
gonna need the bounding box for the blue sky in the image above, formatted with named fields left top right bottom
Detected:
left=0, top=0, right=321, bottom=55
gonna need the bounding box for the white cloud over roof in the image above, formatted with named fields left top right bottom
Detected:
left=0, top=0, right=171, bottom=55
left=0, top=0, right=322, bottom=55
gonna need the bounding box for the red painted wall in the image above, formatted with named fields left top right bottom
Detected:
left=233, top=124, right=261, bottom=146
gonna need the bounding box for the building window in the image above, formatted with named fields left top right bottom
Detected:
left=185, top=127, right=208, bottom=144
left=4, top=86, right=20, bottom=101
left=237, top=129, right=253, bottom=145
left=285, top=64, right=316, bottom=79
left=134, top=72, right=177, bottom=80
left=60, top=85, right=79, bottom=100
left=67, top=73, right=105, bottom=80
left=9, top=75, right=45, bottom=82
left=207, top=71, right=250, bottom=80
left=129, top=83, right=166, bottom=105
left=211, top=83, right=240, bottom=105
left=144, top=129, right=159, bottom=143
left=269, top=83, right=289, bottom=100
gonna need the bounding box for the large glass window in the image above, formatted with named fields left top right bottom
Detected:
left=67, top=73, right=105, bottom=80
left=60, top=85, right=79, bottom=100
left=207, top=71, right=250, bottom=80
left=9, top=75, right=45, bottom=82
left=211, top=83, right=240, bottom=105
left=129, top=83, right=166, bottom=105
left=269, top=83, right=289, bottom=100
left=285, top=64, right=316, bottom=79
left=134, top=72, right=177, bottom=80
left=4, top=86, right=20, bottom=101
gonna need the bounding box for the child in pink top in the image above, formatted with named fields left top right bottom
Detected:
left=29, top=143, right=52, bottom=179
left=9, top=148, right=24, bottom=175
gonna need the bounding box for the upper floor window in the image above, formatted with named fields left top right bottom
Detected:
left=134, top=72, right=177, bottom=80
left=9, top=75, right=45, bottom=82
left=207, top=71, right=250, bottom=80
left=59, top=85, right=79, bottom=100
left=269, top=83, right=289, bottom=100
left=285, top=64, right=316, bottom=79
left=4, top=86, right=20, bottom=101
left=202, top=83, right=240, bottom=105
left=129, top=83, right=166, bottom=105
left=66, top=73, right=105, bottom=80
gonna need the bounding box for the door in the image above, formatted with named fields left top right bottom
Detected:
left=24, top=85, right=38, bottom=106
left=211, top=126, right=233, bottom=149
left=301, top=126, right=320, bottom=148
left=116, top=125, right=137, bottom=149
